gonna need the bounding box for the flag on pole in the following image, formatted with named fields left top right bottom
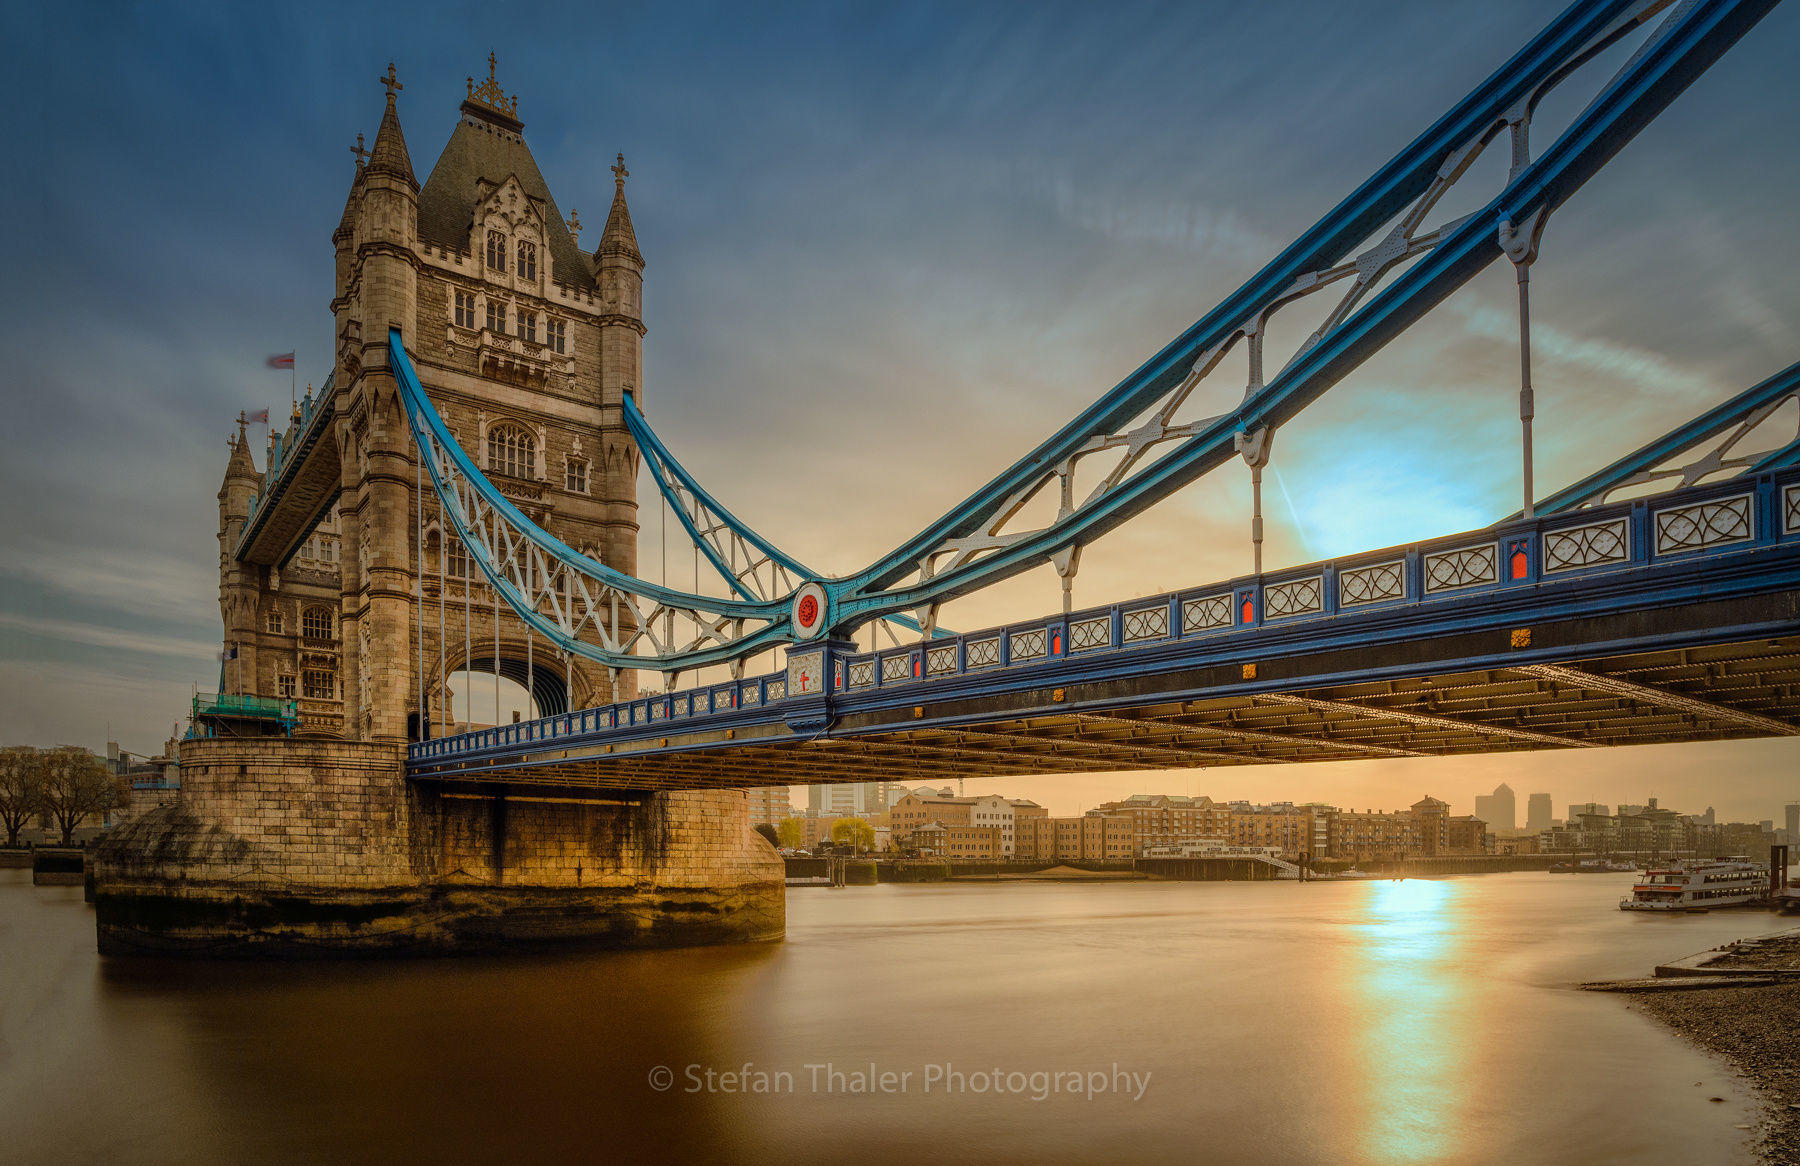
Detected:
left=246, top=408, right=270, bottom=424
left=219, top=646, right=238, bottom=662
left=266, top=353, right=295, bottom=369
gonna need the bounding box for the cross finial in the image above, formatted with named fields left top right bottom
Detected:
left=350, top=132, right=369, bottom=167
left=566, top=208, right=582, bottom=241
left=612, top=152, right=628, bottom=189
left=466, top=51, right=517, bottom=117
left=237, top=410, right=249, bottom=436
left=380, top=63, right=402, bottom=101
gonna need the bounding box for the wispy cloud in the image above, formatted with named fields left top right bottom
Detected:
left=0, top=612, right=217, bottom=664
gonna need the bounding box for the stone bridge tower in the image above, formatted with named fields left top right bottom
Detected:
left=109, top=59, right=781, bottom=956
left=219, top=57, right=645, bottom=741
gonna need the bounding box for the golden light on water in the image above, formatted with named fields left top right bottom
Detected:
left=1352, top=878, right=1467, bottom=1166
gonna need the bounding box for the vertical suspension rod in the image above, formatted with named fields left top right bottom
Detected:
left=1500, top=209, right=1545, bottom=519
left=415, top=447, right=424, bottom=738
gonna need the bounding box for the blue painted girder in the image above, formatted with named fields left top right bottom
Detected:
left=622, top=391, right=947, bottom=638
left=404, top=0, right=1780, bottom=674
left=1529, top=359, right=1800, bottom=516
left=827, top=0, right=1782, bottom=628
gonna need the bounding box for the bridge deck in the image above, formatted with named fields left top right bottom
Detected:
left=407, top=471, right=1800, bottom=791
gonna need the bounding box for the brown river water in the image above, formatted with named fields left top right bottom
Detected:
left=0, top=869, right=1770, bottom=1165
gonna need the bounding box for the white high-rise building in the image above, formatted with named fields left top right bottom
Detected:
left=805, top=782, right=897, bottom=819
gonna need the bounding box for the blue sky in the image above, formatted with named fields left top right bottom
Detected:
left=3, top=1, right=1797, bottom=816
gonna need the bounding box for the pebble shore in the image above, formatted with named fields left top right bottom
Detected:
left=1606, top=930, right=1800, bottom=1165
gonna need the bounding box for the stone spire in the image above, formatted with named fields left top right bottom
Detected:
left=333, top=136, right=364, bottom=245
left=365, top=63, right=417, bottom=191
left=225, top=419, right=259, bottom=484
left=597, top=153, right=642, bottom=266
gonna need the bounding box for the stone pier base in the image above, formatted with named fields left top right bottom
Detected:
left=92, top=738, right=784, bottom=956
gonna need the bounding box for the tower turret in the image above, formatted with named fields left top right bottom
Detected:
left=595, top=152, right=644, bottom=410
left=337, top=63, right=424, bottom=740
left=595, top=153, right=645, bottom=612
left=218, top=421, right=263, bottom=695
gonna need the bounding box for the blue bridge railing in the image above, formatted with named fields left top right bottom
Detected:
left=409, top=467, right=1800, bottom=765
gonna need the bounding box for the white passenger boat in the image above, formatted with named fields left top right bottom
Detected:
left=1620, top=858, right=1769, bottom=911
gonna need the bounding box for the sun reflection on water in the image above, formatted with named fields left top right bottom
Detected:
left=1351, top=878, right=1469, bottom=1166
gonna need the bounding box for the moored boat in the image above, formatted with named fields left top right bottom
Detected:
left=1620, top=858, right=1769, bottom=911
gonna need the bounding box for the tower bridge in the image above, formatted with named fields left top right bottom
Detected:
left=96, top=0, right=1800, bottom=955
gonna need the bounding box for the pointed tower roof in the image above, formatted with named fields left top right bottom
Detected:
left=365, top=63, right=417, bottom=191
left=597, top=153, right=642, bottom=266
left=224, top=422, right=259, bottom=484
left=334, top=135, right=365, bottom=243
left=415, top=53, right=592, bottom=288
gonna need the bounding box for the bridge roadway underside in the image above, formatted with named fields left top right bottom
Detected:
left=408, top=589, right=1800, bottom=793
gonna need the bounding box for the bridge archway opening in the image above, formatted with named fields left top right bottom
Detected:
left=442, top=658, right=568, bottom=732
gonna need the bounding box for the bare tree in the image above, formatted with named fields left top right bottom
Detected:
left=0, top=746, right=44, bottom=847
left=38, top=746, right=128, bottom=845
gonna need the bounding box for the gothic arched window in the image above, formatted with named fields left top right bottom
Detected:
left=301, top=605, right=335, bottom=641
left=266, top=609, right=284, bottom=634
left=565, top=456, right=589, bottom=494
left=487, top=423, right=536, bottom=480
left=516, top=241, right=537, bottom=281
left=447, top=538, right=475, bottom=582
left=302, top=667, right=337, bottom=700
left=486, top=230, right=507, bottom=271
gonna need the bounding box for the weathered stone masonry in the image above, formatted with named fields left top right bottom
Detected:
left=95, top=60, right=782, bottom=956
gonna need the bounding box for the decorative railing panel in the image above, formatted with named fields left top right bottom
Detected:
left=1265, top=576, right=1323, bottom=619
left=1182, top=595, right=1232, bottom=633
left=1543, top=518, right=1629, bottom=573
left=1654, top=494, right=1752, bottom=554
left=965, top=636, right=1001, bottom=670
left=1424, top=544, right=1497, bottom=592
left=1008, top=629, right=1048, bottom=663
left=926, top=644, right=958, bottom=677
left=1123, top=605, right=1170, bottom=643
left=1069, top=615, right=1111, bottom=652
left=1339, top=560, right=1405, bottom=608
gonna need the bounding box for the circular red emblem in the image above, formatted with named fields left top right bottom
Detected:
left=797, top=594, right=819, bottom=628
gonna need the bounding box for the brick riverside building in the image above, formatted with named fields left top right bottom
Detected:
left=1092, top=794, right=1230, bottom=848
left=890, top=791, right=976, bottom=835
left=910, top=823, right=1004, bottom=860
left=1013, top=814, right=1137, bottom=862
left=1224, top=802, right=1319, bottom=857
left=1077, top=792, right=1485, bottom=861
left=1322, top=797, right=1479, bottom=860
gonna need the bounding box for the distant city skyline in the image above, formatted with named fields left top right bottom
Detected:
left=787, top=732, right=1798, bottom=825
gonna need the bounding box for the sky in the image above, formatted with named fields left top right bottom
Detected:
left=2, top=1, right=1797, bottom=821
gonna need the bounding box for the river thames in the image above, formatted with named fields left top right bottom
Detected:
left=0, top=869, right=1768, bottom=1165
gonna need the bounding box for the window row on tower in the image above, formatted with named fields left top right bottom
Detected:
left=453, top=289, right=568, bottom=354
